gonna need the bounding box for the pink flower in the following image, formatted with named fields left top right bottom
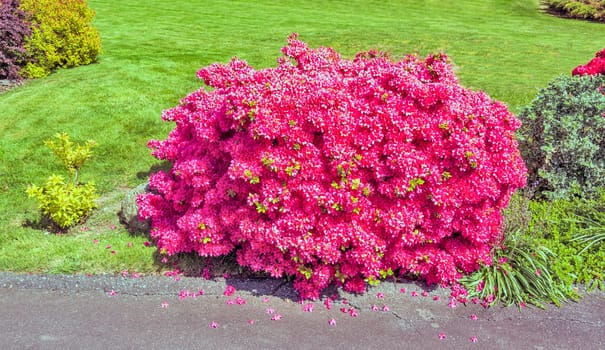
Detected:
left=376, top=292, right=385, bottom=298
left=421, top=291, right=428, bottom=297
left=93, top=239, right=99, bottom=244
left=535, top=269, right=542, bottom=277
left=209, top=322, right=219, bottom=329
left=399, top=287, right=406, bottom=294
left=324, top=298, right=332, bottom=310
left=266, top=307, right=275, bottom=315
left=340, top=307, right=347, bottom=313
left=470, top=336, right=478, bottom=343
left=470, top=314, right=478, bottom=320
left=262, top=297, right=270, bottom=303
left=271, top=314, right=283, bottom=321
left=371, top=304, right=379, bottom=311
left=202, top=268, right=211, bottom=280
left=110, top=225, right=116, bottom=230
left=131, top=272, right=139, bottom=279
left=143, top=241, right=151, bottom=247
left=438, top=333, right=446, bottom=340
left=411, top=291, right=418, bottom=297
left=127, top=242, right=133, bottom=248
left=223, top=285, right=236, bottom=296
left=236, top=296, right=246, bottom=305
left=197, top=289, right=205, bottom=296
left=248, top=319, right=255, bottom=325
left=328, top=318, right=337, bottom=326
left=433, top=295, right=440, bottom=301
left=161, top=257, right=168, bottom=264
left=108, top=290, right=117, bottom=296
left=382, top=305, right=390, bottom=312
left=121, top=269, right=129, bottom=277
left=226, top=299, right=234, bottom=305
left=348, top=308, right=358, bottom=317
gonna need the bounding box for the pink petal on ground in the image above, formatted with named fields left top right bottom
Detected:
left=399, top=287, right=406, bottom=293
left=433, top=295, right=440, bottom=301
left=161, top=302, right=169, bottom=308
left=470, top=314, right=478, bottom=320
left=266, top=308, right=275, bottom=315
left=223, top=285, right=236, bottom=296
left=470, top=336, right=478, bottom=343
left=271, top=314, right=282, bottom=321
left=248, top=319, right=255, bottom=325
left=376, top=292, right=385, bottom=298
left=328, top=318, right=336, bottom=326
left=108, top=290, right=117, bottom=296
left=438, top=333, right=446, bottom=340
left=209, top=322, right=219, bottom=329
left=302, top=302, right=314, bottom=312
left=382, top=305, right=390, bottom=312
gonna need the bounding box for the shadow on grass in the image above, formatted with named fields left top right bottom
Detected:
left=136, top=161, right=172, bottom=180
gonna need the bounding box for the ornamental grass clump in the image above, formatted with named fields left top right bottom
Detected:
left=138, top=34, right=527, bottom=299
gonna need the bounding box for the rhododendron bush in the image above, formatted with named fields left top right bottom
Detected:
left=138, top=34, right=527, bottom=299
left=572, top=48, right=605, bottom=76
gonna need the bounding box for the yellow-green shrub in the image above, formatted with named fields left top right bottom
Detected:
left=27, top=133, right=98, bottom=230
left=19, top=0, right=101, bottom=78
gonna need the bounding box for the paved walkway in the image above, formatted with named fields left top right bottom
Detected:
left=1, top=273, right=603, bottom=349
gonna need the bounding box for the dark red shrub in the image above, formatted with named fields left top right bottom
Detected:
left=0, top=0, right=31, bottom=80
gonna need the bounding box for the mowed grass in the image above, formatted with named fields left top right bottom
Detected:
left=0, top=0, right=604, bottom=275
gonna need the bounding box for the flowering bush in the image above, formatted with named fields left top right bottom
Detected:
left=572, top=48, right=605, bottom=76
left=19, top=0, right=101, bottom=78
left=138, top=34, right=527, bottom=299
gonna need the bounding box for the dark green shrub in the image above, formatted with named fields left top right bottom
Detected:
left=19, top=0, right=101, bottom=78
left=0, top=0, right=31, bottom=80
left=544, top=0, right=605, bottom=21
left=518, top=75, right=605, bottom=200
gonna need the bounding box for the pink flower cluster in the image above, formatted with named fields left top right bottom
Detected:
left=137, top=34, right=527, bottom=299
left=572, top=48, right=605, bottom=76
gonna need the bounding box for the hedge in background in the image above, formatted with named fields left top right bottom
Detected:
left=518, top=74, right=605, bottom=200
left=19, top=0, right=101, bottom=78
left=138, top=35, right=527, bottom=299
left=0, top=0, right=31, bottom=80
left=544, top=0, right=605, bottom=22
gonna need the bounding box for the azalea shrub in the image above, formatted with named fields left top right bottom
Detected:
left=572, top=48, right=605, bottom=76
left=138, top=34, right=527, bottom=299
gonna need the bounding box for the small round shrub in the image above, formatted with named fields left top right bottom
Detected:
left=138, top=34, right=527, bottom=299
left=0, top=0, right=31, bottom=80
left=19, top=0, right=101, bottom=78
left=518, top=74, right=605, bottom=200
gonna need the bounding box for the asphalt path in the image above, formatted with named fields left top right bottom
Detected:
left=0, top=272, right=603, bottom=350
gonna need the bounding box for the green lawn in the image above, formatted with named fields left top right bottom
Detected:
left=1, top=0, right=604, bottom=275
